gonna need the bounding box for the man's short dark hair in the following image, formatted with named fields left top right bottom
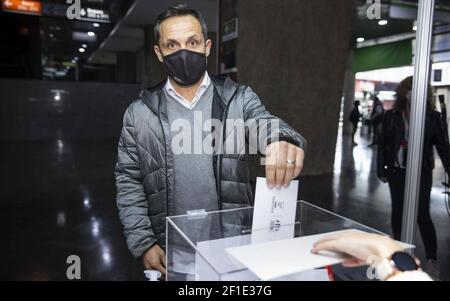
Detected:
left=154, top=3, right=208, bottom=44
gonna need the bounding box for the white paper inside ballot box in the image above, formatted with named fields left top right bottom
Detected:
left=195, top=235, right=259, bottom=281
left=194, top=232, right=329, bottom=281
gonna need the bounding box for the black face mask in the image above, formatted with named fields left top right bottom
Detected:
left=162, top=49, right=207, bottom=86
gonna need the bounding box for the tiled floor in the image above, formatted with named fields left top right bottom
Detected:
left=1, top=129, right=449, bottom=280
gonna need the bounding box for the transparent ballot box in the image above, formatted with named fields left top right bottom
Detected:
left=166, top=201, right=383, bottom=281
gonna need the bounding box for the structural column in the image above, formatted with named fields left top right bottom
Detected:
left=402, top=0, right=436, bottom=246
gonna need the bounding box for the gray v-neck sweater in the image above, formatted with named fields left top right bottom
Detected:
left=164, top=84, right=219, bottom=216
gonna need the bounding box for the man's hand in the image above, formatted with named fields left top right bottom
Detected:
left=142, top=244, right=166, bottom=275
left=265, top=141, right=305, bottom=189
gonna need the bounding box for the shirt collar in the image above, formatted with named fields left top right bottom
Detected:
left=164, top=72, right=211, bottom=110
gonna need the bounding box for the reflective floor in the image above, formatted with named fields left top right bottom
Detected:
left=1, top=128, right=449, bottom=280
left=0, top=140, right=144, bottom=281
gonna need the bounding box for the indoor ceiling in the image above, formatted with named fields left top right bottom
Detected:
left=39, top=0, right=131, bottom=79
left=353, top=0, right=450, bottom=44
left=92, top=0, right=219, bottom=57
left=2, top=0, right=449, bottom=80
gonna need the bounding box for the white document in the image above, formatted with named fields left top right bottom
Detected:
left=251, top=177, right=299, bottom=243
left=194, top=234, right=330, bottom=281
left=226, top=231, right=347, bottom=280
left=226, top=230, right=415, bottom=281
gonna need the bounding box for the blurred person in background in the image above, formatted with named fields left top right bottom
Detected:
left=348, top=101, right=362, bottom=146
left=369, top=96, right=384, bottom=147
left=377, top=76, right=450, bottom=278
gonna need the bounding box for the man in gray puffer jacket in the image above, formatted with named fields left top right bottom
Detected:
left=115, top=4, right=307, bottom=276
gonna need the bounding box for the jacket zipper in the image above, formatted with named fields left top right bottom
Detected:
left=217, top=88, right=239, bottom=210
left=157, top=101, right=170, bottom=221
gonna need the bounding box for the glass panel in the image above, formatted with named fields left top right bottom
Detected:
left=416, top=0, right=450, bottom=280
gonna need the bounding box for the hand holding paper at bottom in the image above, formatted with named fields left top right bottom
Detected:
left=225, top=230, right=414, bottom=281
left=225, top=231, right=347, bottom=280
left=311, top=229, right=415, bottom=268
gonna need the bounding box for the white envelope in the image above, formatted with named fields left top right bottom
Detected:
left=226, top=230, right=415, bottom=281
left=251, top=177, right=299, bottom=244
left=226, top=231, right=346, bottom=280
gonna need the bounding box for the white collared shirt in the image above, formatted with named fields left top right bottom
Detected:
left=164, top=72, right=211, bottom=110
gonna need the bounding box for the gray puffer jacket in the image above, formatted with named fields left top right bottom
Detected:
left=115, top=74, right=307, bottom=258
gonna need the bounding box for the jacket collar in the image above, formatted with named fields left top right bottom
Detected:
left=140, top=73, right=239, bottom=114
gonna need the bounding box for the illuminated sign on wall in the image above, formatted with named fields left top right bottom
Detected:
left=42, top=3, right=110, bottom=23
left=1, top=0, right=42, bottom=15
left=79, top=7, right=109, bottom=22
